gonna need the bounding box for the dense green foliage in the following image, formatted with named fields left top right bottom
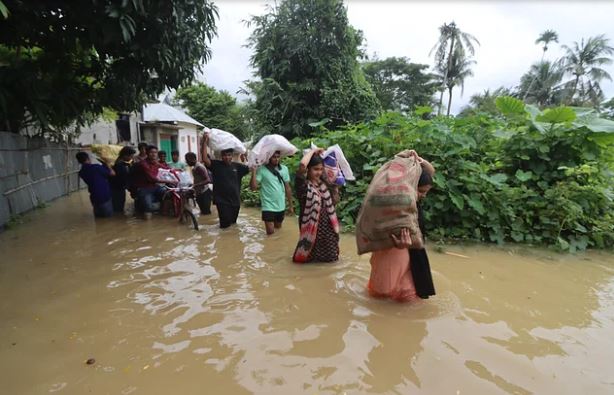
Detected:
left=459, top=87, right=513, bottom=116
left=362, top=57, right=437, bottom=112
left=245, top=99, right=614, bottom=252
left=245, top=0, right=380, bottom=138
left=175, top=82, right=249, bottom=140
left=0, top=0, right=218, bottom=136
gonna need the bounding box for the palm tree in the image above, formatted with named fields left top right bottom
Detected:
left=459, top=87, right=513, bottom=116
left=437, top=50, right=475, bottom=116
left=523, top=30, right=559, bottom=101
left=430, top=21, right=480, bottom=115
left=561, top=34, right=614, bottom=105
left=519, top=61, right=564, bottom=106
left=537, top=30, right=559, bottom=56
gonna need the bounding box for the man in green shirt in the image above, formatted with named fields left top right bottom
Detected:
left=169, top=150, right=187, bottom=171
left=250, top=151, right=294, bottom=235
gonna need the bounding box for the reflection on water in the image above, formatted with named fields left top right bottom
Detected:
left=1, top=191, right=613, bottom=394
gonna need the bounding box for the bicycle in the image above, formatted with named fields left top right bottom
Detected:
left=160, top=185, right=200, bottom=230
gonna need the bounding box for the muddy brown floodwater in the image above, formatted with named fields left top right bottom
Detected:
left=1, top=191, right=613, bottom=394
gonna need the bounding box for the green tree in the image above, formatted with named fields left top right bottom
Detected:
left=0, top=0, right=218, bottom=136
left=518, top=61, right=565, bottom=107
left=175, top=82, right=248, bottom=140
left=602, top=97, right=614, bottom=119
left=561, top=34, right=614, bottom=106
left=246, top=0, right=380, bottom=138
left=436, top=51, right=475, bottom=116
left=430, top=21, right=480, bottom=115
left=362, top=56, right=437, bottom=112
left=458, top=87, right=513, bottom=116
left=523, top=29, right=559, bottom=101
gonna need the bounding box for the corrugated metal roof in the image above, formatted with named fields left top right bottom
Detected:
left=142, top=103, right=205, bottom=128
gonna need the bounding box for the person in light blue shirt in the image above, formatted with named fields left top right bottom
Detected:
left=169, top=150, right=187, bottom=171
left=249, top=151, right=294, bottom=235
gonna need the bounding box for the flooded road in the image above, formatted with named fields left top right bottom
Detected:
left=1, top=191, right=614, bottom=395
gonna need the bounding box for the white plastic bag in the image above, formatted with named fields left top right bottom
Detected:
left=248, top=134, right=298, bottom=168
left=305, top=143, right=355, bottom=185
left=176, top=171, right=193, bottom=188
left=207, top=128, right=246, bottom=155
left=157, top=168, right=178, bottom=183
left=322, top=144, right=355, bottom=181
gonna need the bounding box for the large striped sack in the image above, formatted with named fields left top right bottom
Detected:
left=355, top=150, right=423, bottom=255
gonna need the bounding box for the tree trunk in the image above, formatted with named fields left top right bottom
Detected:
left=523, top=50, right=546, bottom=102
left=437, top=89, right=445, bottom=115
left=568, top=75, right=580, bottom=105
left=438, top=35, right=455, bottom=115
left=446, top=86, right=454, bottom=116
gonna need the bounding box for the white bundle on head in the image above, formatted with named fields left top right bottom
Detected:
left=207, top=128, right=247, bottom=157
left=305, top=143, right=355, bottom=185
left=248, top=134, right=298, bottom=168
left=322, top=144, right=355, bottom=181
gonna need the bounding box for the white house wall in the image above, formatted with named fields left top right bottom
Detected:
left=74, top=119, right=116, bottom=145
left=74, top=113, right=139, bottom=146
left=178, top=124, right=198, bottom=158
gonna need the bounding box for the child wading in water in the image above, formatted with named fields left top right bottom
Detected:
left=292, top=148, right=340, bottom=263
left=368, top=153, right=436, bottom=302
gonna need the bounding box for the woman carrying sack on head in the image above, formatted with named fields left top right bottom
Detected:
left=292, top=148, right=340, bottom=263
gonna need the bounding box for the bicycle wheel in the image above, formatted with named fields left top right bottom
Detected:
left=182, top=208, right=199, bottom=230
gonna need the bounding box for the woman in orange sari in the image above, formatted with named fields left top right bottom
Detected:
left=368, top=154, right=436, bottom=302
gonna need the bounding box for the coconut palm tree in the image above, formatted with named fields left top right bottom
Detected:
left=459, top=87, right=513, bottom=116
left=523, top=30, right=559, bottom=101
left=537, top=30, right=559, bottom=56
left=430, top=21, right=480, bottom=115
left=519, top=61, right=565, bottom=107
left=436, top=50, right=475, bottom=116
left=561, top=34, right=614, bottom=105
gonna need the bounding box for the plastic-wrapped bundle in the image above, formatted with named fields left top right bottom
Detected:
left=247, top=134, right=298, bottom=168
left=157, top=168, right=179, bottom=183
left=322, top=145, right=354, bottom=182
left=206, top=128, right=246, bottom=156
left=306, top=144, right=355, bottom=186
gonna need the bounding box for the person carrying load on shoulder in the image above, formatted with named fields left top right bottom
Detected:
left=76, top=151, right=116, bottom=218
left=202, top=132, right=249, bottom=228
left=292, top=148, right=341, bottom=263
left=357, top=150, right=436, bottom=302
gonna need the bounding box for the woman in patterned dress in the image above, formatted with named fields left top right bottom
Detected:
left=292, top=148, right=340, bottom=263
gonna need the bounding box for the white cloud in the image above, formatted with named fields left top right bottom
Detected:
left=201, top=0, right=614, bottom=113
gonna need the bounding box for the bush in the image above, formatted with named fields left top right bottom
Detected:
left=274, top=100, right=614, bottom=252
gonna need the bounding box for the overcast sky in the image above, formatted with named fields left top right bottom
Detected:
left=198, top=1, right=614, bottom=114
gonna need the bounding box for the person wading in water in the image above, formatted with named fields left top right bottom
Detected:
left=292, top=148, right=340, bottom=263
left=249, top=151, right=294, bottom=235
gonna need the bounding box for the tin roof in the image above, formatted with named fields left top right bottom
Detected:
left=142, top=103, right=204, bottom=128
